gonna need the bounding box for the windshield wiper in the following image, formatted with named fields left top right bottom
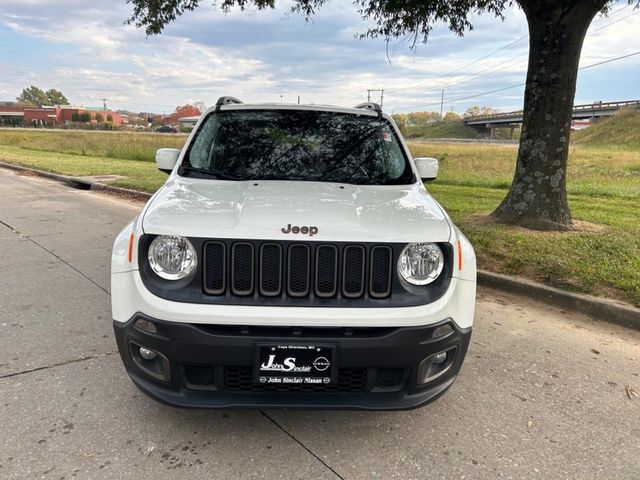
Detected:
left=179, top=164, right=243, bottom=181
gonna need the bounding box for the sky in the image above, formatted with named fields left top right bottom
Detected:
left=0, top=0, right=638, bottom=115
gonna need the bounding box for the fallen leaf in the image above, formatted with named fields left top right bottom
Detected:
left=626, top=385, right=638, bottom=400
left=527, top=420, right=534, bottom=429
left=591, top=349, right=600, bottom=355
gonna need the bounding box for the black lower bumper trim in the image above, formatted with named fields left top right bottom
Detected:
left=114, top=314, right=471, bottom=410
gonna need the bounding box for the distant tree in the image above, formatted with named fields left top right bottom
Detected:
left=79, top=112, right=91, bottom=122
left=45, top=89, right=69, bottom=105
left=407, top=111, right=440, bottom=125
left=106, top=114, right=114, bottom=122
left=165, top=104, right=203, bottom=124
left=95, top=113, right=104, bottom=123
left=193, top=101, right=207, bottom=113
left=127, top=115, right=148, bottom=126
left=464, top=106, right=499, bottom=118
left=443, top=111, right=462, bottom=122
left=391, top=113, right=408, bottom=132
left=71, top=112, right=81, bottom=122
left=16, top=86, right=69, bottom=106
left=17, top=86, right=49, bottom=107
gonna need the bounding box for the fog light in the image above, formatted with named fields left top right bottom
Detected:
left=417, top=347, right=457, bottom=385
left=129, top=342, right=171, bottom=382
left=431, top=351, right=447, bottom=364
left=139, top=347, right=157, bottom=360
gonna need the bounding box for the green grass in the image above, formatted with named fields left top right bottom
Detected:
left=0, top=131, right=638, bottom=306
left=0, top=145, right=166, bottom=192
left=412, top=142, right=640, bottom=306
left=0, top=129, right=186, bottom=162
left=412, top=143, right=640, bottom=199
left=402, top=121, right=479, bottom=139
left=573, top=109, right=640, bottom=149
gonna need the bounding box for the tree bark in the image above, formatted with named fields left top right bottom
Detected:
left=492, top=2, right=603, bottom=230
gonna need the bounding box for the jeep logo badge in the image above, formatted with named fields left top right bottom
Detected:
left=281, top=224, right=318, bottom=237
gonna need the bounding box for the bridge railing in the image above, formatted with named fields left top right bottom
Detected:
left=464, top=100, right=640, bottom=123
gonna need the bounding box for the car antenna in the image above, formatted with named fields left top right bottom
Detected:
left=354, top=102, right=383, bottom=119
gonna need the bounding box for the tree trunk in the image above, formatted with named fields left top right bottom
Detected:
left=492, top=2, right=603, bottom=230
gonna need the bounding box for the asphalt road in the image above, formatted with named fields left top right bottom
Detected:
left=1, top=168, right=639, bottom=480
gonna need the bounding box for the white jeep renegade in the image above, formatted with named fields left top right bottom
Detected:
left=111, top=97, right=476, bottom=409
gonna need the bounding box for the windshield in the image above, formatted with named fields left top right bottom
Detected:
left=181, top=109, right=414, bottom=185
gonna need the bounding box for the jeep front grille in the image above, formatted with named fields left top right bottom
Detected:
left=203, top=240, right=393, bottom=301
left=139, top=235, right=454, bottom=307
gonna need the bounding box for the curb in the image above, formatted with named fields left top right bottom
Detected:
left=1, top=160, right=638, bottom=330
left=0, top=161, right=152, bottom=201
left=478, top=270, right=640, bottom=330
left=88, top=182, right=152, bottom=201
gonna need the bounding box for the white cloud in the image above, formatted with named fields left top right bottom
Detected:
left=0, top=0, right=638, bottom=114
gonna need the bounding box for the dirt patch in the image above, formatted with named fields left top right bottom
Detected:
left=13, top=169, right=39, bottom=177
left=93, top=188, right=148, bottom=204
left=466, top=213, right=606, bottom=234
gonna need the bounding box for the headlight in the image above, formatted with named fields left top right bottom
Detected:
left=398, top=242, right=444, bottom=286
left=148, top=235, right=197, bottom=280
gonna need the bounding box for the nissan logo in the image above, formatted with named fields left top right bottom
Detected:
left=313, top=357, right=331, bottom=371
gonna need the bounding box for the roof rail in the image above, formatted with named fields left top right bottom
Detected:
left=215, top=96, right=243, bottom=111
left=354, top=102, right=383, bottom=118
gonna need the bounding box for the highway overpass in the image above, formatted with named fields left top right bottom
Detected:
left=464, top=100, right=640, bottom=135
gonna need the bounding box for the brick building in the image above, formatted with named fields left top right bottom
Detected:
left=0, top=106, right=124, bottom=127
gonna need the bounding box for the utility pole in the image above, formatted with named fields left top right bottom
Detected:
left=101, top=98, right=108, bottom=112
left=297, top=96, right=300, bottom=105
left=366, top=89, right=385, bottom=107
left=440, top=89, right=445, bottom=119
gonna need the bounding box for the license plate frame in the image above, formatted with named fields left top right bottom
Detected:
left=253, top=343, right=337, bottom=386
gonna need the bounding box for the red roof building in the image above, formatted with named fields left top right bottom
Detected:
left=0, top=106, right=123, bottom=127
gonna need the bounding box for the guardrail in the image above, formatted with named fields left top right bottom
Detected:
left=465, top=100, right=640, bottom=124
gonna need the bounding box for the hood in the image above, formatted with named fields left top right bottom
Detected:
left=142, top=177, right=451, bottom=243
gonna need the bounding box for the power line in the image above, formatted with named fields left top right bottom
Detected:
left=590, top=9, right=640, bottom=33
left=580, top=49, right=640, bottom=70
left=437, top=35, right=528, bottom=80
left=392, top=10, right=640, bottom=110
left=394, top=49, right=640, bottom=111
left=440, top=8, right=637, bottom=90
left=442, top=51, right=528, bottom=90
left=426, top=3, right=631, bottom=89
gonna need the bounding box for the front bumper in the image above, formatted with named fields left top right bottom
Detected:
left=114, top=314, right=471, bottom=410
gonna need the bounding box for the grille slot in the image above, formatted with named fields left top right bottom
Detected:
left=231, top=243, right=254, bottom=295
left=183, top=364, right=216, bottom=387
left=315, top=245, right=338, bottom=297
left=342, top=245, right=365, bottom=298
left=260, top=243, right=282, bottom=296
left=203, top=242, right=226, bottom=295
left=288, top=244, right=311, bottom=297
left=370, top=246, right=393, bottom=298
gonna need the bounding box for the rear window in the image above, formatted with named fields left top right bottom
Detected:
left=181, top=109, right=414, bottom=185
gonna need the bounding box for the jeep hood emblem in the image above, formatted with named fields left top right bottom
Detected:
left=281, top=224, right=318, bottom=236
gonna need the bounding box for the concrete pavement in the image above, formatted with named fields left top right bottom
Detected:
left=1, top=168, right=638, bottom=479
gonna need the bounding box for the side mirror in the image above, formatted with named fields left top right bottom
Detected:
left=155, top=148, right=181, bottom=174
left=414, top=157, right=439, bottom=182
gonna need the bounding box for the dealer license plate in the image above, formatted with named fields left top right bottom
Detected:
left=254, top=344, right=337, bottom=386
